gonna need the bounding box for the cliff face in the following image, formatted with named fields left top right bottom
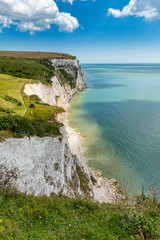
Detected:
left=0, top=57, right=123, bottom=203
left=0, top=127, right=92, bottom=198
left=24, top=58, right=85, bottom=109
left=0, top=58, right=93, bottom=198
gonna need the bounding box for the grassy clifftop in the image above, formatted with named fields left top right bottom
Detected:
left=0, top=57, right=55, bottom=84
left=0, top=53, right=73, bottom=139
left=0, top=189, right=160, bottom=240
left=0, top=51, right=75, bottom=59
left=0, top=72, right=63, bottom=138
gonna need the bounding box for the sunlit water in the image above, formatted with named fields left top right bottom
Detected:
left=68, top=64, right=160, bottom=195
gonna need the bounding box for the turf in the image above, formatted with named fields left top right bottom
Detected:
left=0, top=74, right=26, bottom=116
left=0, top=190, right=159, bottom=240
left=0, top=57, right=55, bottom=84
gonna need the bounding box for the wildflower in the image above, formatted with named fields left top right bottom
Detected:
left=0, top=220, right=2, bottom=223
left=19, top=208, right=22, bottom=210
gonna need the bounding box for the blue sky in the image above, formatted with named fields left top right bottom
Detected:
left=0, top=0, right=160, bottom=63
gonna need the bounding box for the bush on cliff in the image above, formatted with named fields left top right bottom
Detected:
left=0, top=114, right=61, bottom=138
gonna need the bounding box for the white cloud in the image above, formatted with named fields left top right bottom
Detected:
left=62, top=0, right=74, bottom=4
left=61, top=0, right=93, bottom=4
left=108, top=0, right=160, bottom=20
left=0, top=0, right=79, bottom=33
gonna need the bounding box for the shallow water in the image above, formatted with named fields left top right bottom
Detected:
left=69, top=64, right=160, bottom=195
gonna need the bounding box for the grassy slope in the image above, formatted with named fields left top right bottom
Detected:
left=0, top=57, right=55, bottom=84
left=0, top=74, right=26, bottom=116
left=0, top=56, right=66, bottom=138
left=0, top=191, right=160, bottom=240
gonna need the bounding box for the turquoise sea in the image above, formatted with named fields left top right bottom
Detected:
left=69, top=64, right=160, bottom=195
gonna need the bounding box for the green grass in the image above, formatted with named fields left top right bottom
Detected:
left=0, top=56, right=78, bottom=89
left=0, top=73, right=64, bottom=138
left=0, top=190, right=159, bottom=240
left=23, top=93, right=65, bottom=122
left=0, top=57, right=55, bottom=84
left=0, top=74, right=26, bottom=116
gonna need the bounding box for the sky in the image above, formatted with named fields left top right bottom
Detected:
left=0, top=0, right=160, bottom=63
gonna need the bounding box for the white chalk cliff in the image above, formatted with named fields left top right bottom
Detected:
left=24, top=58, right=85, bottom=109
left=0, top=58, right=92, bottom=199
left=0, top=127, right=92, bottom=198
left=0, top=58, right=123, bottom=203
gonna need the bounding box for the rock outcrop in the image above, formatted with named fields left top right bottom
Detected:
left=24, top=58, right=85, bottom=109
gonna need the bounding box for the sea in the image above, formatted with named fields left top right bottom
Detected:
left=68, top=64, right=160, bottom=195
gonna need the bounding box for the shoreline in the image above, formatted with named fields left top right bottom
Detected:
left=56, top=95, right=126, bottom=204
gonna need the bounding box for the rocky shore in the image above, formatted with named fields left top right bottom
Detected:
left=56, top=107, right=125, bottom=204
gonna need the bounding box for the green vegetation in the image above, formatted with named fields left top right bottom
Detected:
left=0, top=89, right=64, bottom=138
left=29, top=95, right=41, bottom=101
left=23, top=93, right=64, bottom=122
left=0, top=57, right=66, bottom=138
left=58, top=68, right=77, bottom=89
left=0, top=114, right=61, bottom=138
left=0, top=107, right=14, bottom=114
left=0, top=57, right=55, bottom=84
left=76, top=163, right=91, bottom=197
left=0, top=52, right=71, bottom=139
left=3, top=95, right=22, bottom=106
left=0, top=187, right=159, bottom=240
left=0, top=74, right=26, bottom=116
left=0, top=55, right=78, bottom=88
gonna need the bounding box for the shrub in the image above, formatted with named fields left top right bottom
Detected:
left=3, top=95, right=22, bottom=107
left=107, top=196, right=160, bottom=239
left=0, top=107, right=14, bottom=114
left=0, top=114, right=61, bottom=137
left=29, top=95, right=41, bottom=101
left=29, top=103, right=35, bottom=108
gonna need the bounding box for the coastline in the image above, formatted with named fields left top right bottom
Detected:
left=56, top=96, right=125, bottom=204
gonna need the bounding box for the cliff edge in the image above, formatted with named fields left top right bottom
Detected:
left=0, top=54, right=123, bottom=203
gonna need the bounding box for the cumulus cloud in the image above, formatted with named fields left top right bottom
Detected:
left=0, top=0, right=79, bottom=33
left=108, top=0, right=160, bottom=20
